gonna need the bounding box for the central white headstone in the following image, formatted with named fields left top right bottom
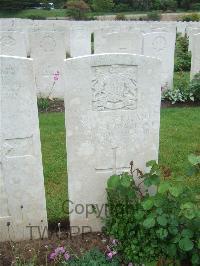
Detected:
left=0, top=56, right=47, bottom=242
left=64, top=54, right=161, bottom=232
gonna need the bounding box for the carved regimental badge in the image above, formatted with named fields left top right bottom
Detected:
left=92, top=65, right=138, bottom=111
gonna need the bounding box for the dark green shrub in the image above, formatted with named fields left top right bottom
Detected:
left=147, top=11, right=161, bottom=21
left=174, top=35, right=191, bottom=72
left=181, top=13, right=200, bottom=22
left=92, top=0, right=114, bottom=12
left=191, top=3, right=200, bottom=11
left=189, top=72, right=200, bottom=101
left=160, top=0, right=177, bottom=11
left=114, top=3, right=130, bottom=12
left=105, top=157, right=200, bottom=265
left=66, top=0, right=90, bottom=20
left=115, top=14, right=126, bottom=21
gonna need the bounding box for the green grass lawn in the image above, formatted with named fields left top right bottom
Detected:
left=39, top=107, right=200, bottom=223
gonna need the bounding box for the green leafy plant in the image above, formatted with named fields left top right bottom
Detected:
left=105, top=156, right=200, bottom=265
left=189, top=72, right=200, bottom=101
left=66, top=0, right=90, bottom=20
left=174, top=34, right=191, bottom=72
left=37, top=97, right=50, bottom=112
left=147, top=11, right=161, bottom=21
left=181, top=13, right=200, bottom=22
left=91, top=0, right=114, bottom=12
left=64, top=248, right=120, bottom=265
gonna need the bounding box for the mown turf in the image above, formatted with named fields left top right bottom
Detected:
left=39, top=107, right=200, bottom=223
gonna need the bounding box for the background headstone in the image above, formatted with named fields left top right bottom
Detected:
left=143, top=31, right=176, bottom=90
left=191, top=33, right=200, bottom=79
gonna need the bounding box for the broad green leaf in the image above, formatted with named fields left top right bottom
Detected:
left=158, top=182, right=170, bottom=194
left=157, top=215, right=168, bottom=227
left=169, top=186, right=182, bottom=197
left=188, top=154, right=200, bottom=166
left=181, top=229, right=193, bottom=239
left=143, top=217, right=155, bottom=228
left=180, top=202, right=194, bottom=210
left=179, top=238, right=194, bottom=251
left=120, top=174, right=131, bottom=188
left=142, top=198, right=154, bottom=210
left=146, top=160, right=156, bottom=167
left=144, top=177, right=152, bottom=187
left=182, top=208, right=195, bottom=220
left=156, top=228, right=168, bottom=239
left=107, top=175, right=120, bottom=189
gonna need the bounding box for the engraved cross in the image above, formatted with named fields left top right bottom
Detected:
left=95, top=147, right=130, bottom=175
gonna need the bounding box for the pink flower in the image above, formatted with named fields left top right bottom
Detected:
left=64, top=252, right=70, bottom=261
left=112, top=239, right=118, bottom=245
left=128, top=263, right=133, bottom=266
left=49, top=252, right=56, bottom=260
left=107, top=251, right=117, bottom=259
left=55, top=247, right=65, bottom=254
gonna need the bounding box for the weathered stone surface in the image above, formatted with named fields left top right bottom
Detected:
left=64, top=54, right=161, bottom=232
left=143, top=31, right=176, bottom=90
left=0, top=56, right=47, bottom=242
left=0, top=31, right=27, bottom=57
left=191, top=33, right=200, bottom=78
left=94, top=30, right=143, bottom=54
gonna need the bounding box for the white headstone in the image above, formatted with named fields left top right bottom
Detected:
left=94, top=30, right=143, bottom=54
left=143, top=31, right=176, bottom=90
left=0, top=31, right=27, bottom=57
left=30, top=31, right=67, bottom=98
left=191, top=33, right=200, bottom=79
left=69, top=25, right=91, bottom=57
left=64, top=53, right=161, bottom=232
left=0, top=56, right=47, bottom=242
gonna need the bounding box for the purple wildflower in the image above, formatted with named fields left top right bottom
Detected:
left=64, top=252, right=70, bottom=261
left=49, top=252, right=56, bottom=260
left=55, top=247, right=65, bottom=255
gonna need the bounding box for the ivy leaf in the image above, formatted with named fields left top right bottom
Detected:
left=157, top=215, right=168, bottom=227
left=158, top=182, right=170, bottom=194
left=169, top=186, right=182, bottom=197
left=143, top=217, right=155, bottom=228
left=107, top=175, right=120, bottom=189
left=142, top=198, right=154, bottom=210
left=179, top=238, right=194, bottom=251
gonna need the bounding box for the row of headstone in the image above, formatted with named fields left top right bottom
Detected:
left=0, top=20, right=177, bottom=96
left=0, top=52, right=161, bottom=241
